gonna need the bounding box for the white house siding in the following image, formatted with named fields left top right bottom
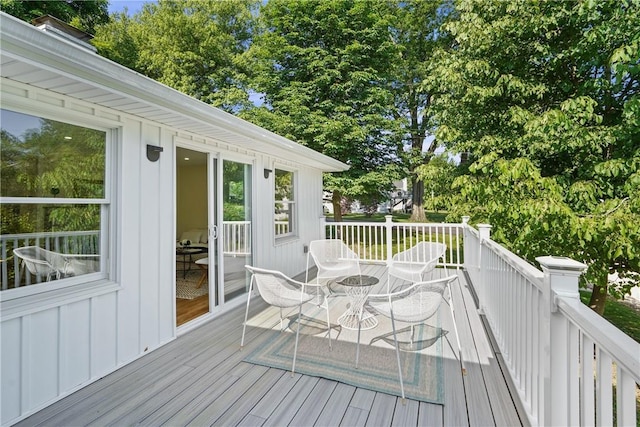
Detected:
left=0, top=78, right=332, bottom=425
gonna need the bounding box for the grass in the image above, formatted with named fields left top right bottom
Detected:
left=580, top=291, right=640, bottom=344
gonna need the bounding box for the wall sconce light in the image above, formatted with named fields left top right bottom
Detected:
left=146, top=144, right=163, bottom=162
left=264, top=168, right=272, bottom=179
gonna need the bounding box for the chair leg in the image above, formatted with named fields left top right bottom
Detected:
left=240, top=276, right=254, bottom=350
left=355, top=303, right=364, bottom=368
left=279, top=307, right=284, bottom=331
left=292, top=303, right=303, bottom=376
left=324, top=298, right=332, bottom=349
left=389, top=310, right=405, bottom=401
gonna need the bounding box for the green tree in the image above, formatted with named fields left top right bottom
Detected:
left=416, top=153, right=458, bottom=212
left=244, top=0, right=403, bottom=221
left=388, top=0, right=454, bottom=222
left=0, top=0, right=109, bottom=33
left=93, top=0, right=257, bottom=112
left=432, top=0, right=640, bottom=313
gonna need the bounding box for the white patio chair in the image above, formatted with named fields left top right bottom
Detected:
left=241, top=265, right=332, bottom=374
left=13, top=246, right=67, bottom=282
left=306, top=239, right=361, bottom=295
left=64, top=254, right=100, bottom=276
left=389, top=241, right=447, bottom=285
left=356, top=275, right=465, bottom=401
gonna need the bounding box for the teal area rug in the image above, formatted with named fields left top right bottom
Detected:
left=243, top=302, right=445, bottom=404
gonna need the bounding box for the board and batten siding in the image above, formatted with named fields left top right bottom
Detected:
left=0, top=78, right=328, bottom=426
left=253, top=157, right=325, bottom=278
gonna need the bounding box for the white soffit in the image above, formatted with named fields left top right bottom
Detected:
left=0, top=12, right=348, bottom=173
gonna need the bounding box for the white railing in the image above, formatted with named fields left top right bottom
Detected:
left=274, top=220, right=289, bottom=236
left=464, top=222, right=640, bottom=426
left=322, top=215, right=464, bottom=268
left=2, top=220, right=253, bottom=290
left=0, top=231, right=100, bottom=290
left=222, top=221, right=251, bottom=256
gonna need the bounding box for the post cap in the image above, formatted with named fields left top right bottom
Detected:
left=536, top=256, right=587, bottom=272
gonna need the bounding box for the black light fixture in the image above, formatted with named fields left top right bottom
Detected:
left=146, top=144, right=163, bottom=162
left=264, top=168, right=272, bottom=179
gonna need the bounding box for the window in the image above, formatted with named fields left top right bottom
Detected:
left=274, top=168, right=296, bottom=238
left=0, top=109, right=110, bottom=292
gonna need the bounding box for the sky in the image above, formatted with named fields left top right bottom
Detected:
left=107, top=1, right=152, bottom=15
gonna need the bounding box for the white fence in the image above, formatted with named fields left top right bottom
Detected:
left=222, top=221, right=251, bottom=256
left=0, top=231, right=100, bottom=290
left=2, top=221, right=252, bottom=290
left=463, top=220, right=640, bottom=426
left=322, top=215, right=464, bottom=267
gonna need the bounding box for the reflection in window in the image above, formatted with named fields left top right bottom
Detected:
left=0, top=109, right=108, bottom=291
left=274, top=169, right=296, bottom=238
left=223, top=160, right=252, bottom=302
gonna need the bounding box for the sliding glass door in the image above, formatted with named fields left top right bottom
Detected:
left=175, top=147, right=216, bottom=325
left=221, top=160, right=252, bottom=303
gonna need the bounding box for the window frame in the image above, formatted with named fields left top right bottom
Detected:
left=273, top=166, right=298, bottom=241
left=0, top=107, right=117, bottom=300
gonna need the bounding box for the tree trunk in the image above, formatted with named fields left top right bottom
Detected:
left=332, top=190, right=343, bottom=222
left=410, top=180, right=426, bottom=222
left=587, top=282, right=608, bottom=315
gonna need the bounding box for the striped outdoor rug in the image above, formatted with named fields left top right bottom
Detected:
left=243, top=299, right=445, bottom=404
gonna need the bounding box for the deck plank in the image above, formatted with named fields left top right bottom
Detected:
left=418, top=401, right=444, bottom=426
left=213, top=368, right=287, bottom=426
left=185, top=364, right=271, bottom=426
left=457, top=276, right=523, bottom=427
left=449, top=272, right=496, bottom=426
left=263, top=375, right=320, bottom=425
left=14, top=265, right=523, bottom=427
left=392, top=398, right=421, bottom=426
left=289, top=378, right=338, bottom=426
left=368, top=393, right=398, bottom=425
left=313, top=382, right=357, bottom=426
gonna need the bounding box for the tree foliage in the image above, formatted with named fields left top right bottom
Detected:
left=93, top=0, right=258, bottom=112
left=244, top=0, right=405, bottom=220
left=0, top=0, right=109, bottom=33
left=432, top=0, right=640, bottom=312
left=387, top=0, right=454, bottom=221
left=416, top=153, right=459, bottom=211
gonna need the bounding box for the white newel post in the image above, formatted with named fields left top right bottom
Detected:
left=536, top=256, right=587, bottom=427
left=461, top=215, right=470, bottom=273
left=477, top=223, right=492, bottom=315
left=385, top=215, right=394, bottom=266
left=319, top=215, right=326, bottom=239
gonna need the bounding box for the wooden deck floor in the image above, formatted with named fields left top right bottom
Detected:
left=16, top=265, right=526, bottom=426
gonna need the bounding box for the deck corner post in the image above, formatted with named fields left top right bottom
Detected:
left=536, top=256, right=587, bottom=426
left=319, top=215, right=326, bottom=239
left=385, top=215, right=394, bottom=266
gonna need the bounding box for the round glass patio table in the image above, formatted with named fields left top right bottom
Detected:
left=336, top=274, right=379, bottom=330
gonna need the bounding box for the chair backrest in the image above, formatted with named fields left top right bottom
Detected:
left=13, top=246, right=65, bottom=279
left=373, top=275, right=457, bottom=324
left=393, top=241, right=446, bottom=264
left=389, top=241, right=447, bottom=283
left=308, top=239, right=360, bottom=280
left=245, top=265, right=312, bottom=308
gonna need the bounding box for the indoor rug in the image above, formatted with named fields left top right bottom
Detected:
left=176, top=271, right=208, bottom=300
left=243, top=301, right=445, bottom=404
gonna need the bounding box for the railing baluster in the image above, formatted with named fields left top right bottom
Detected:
left=596, top=349, right=613, bottom=426
left=580, top=334, right=595, bottom=426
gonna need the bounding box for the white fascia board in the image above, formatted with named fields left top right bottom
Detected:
left=0, top=12, right=349, bottom=173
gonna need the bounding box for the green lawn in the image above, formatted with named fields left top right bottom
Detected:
left=580, top=291, right=640, bottom=343
left=328, top=211, right=449, bottom=223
